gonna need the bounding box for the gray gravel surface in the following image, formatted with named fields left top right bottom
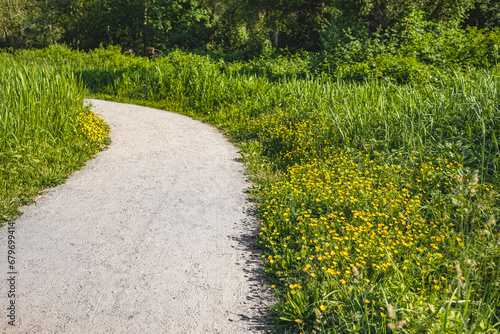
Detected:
left=1, top=100, right=272, bottom=333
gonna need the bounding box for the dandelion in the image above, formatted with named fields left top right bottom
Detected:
left=320, top=304, right=327, bottom=311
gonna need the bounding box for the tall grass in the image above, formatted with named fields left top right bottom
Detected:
left=0, top=53, right=109, bottom=225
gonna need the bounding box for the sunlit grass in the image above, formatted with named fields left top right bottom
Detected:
left=6, top=46, right=499, bottom=332
left=0, top=54, right=110, bottom=225
left=257, top=149, right=498, bottom=332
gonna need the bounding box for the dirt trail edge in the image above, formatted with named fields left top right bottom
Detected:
left=1, top=100, right=272, bottom=333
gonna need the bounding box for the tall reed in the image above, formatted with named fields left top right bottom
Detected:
left=0, top=54, right=108, bottom=224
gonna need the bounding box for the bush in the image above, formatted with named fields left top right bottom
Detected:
left=322, top=11, right=500, bottom=82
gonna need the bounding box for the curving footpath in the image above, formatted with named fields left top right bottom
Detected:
left=1, top=100, right=271, bottom=333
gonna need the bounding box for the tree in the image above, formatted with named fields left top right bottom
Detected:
left=145, top=0, right=211, bottom=52
left=0, top=0, right=32, bottom=49
left=464, top=0, right=500, bottom=28
left=330, top=0, right=478, bottom=35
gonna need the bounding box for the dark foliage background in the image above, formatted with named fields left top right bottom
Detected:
left=1, top=0, right=498, bottom=60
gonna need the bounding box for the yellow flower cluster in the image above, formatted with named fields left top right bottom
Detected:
left=73, top=107, right=109, bottom=153
left=259, top=149, right=467, bottom=297
left=246, top=105, right=498, bottom=330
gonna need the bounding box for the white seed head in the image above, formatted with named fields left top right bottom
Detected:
left=455, top=262, right=463, bottom=278
left=470, top=173, right=479, bottom=186
left=482, top=229, right=491, bottom=237
left=388, top=304, right=396, bottom=320
left=465, top=259, right=477, bottom=267
left=488, top=215, right=497, bottom=227
left=396, top=320, right=405, bottom=329
left=314, top=308, right=322, bottom=319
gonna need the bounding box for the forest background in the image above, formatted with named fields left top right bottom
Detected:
left=1, top=0, right=500, bottom=60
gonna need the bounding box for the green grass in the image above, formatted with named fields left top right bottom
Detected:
left=4, top=46, right=500, bottom=333
left=0, top=53, right=110, bottom=226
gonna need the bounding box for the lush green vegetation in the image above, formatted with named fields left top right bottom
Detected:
left=0, top=53, right=109, bottom=225
left=2, top=0, right=500, bottom=332
left=7, top=44, right=497, bottom=333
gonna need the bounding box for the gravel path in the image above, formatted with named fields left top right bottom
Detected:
left=1, top=100, right=272, bottom=333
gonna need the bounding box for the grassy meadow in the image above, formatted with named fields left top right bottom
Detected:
left=2, top=45, right=500, bottom=332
